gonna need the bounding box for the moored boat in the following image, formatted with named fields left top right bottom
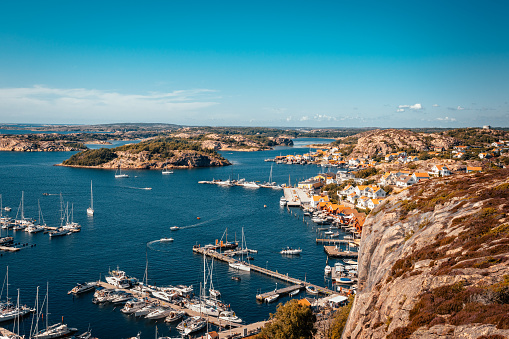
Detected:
left=265, top=294, right=279, bottom=303
left=306, top=285, right=319, bottom=294
left=164, top=310, right=185, bottom=323
left=280, top=247, right=302, bottom=255
left=68, top=282, right=96, bottom=295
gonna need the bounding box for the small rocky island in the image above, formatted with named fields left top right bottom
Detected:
left=60, top=137, right=231, bottom=169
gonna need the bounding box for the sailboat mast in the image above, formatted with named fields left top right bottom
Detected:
left=91, top=180, right=93, bottom=210
left=21, top=191, right=24, bottom=220
left=45, top=281, right=48, bottom=331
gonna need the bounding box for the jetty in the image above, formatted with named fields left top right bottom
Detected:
left=213, top=320, right=267, bottom=339
left=0, top=327, right=16, bottom=336
left=283, top=187, right=311, bottom=207
left=324, top=246, right=358, bottom=258
left=96, top=281, right=241, bottom=329
left=193, top=246, right=334, bottom=298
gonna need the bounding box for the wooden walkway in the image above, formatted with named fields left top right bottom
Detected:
left=324, top=246, right=358, bottom=258
left=193, top=246, right=334, bottom=296
left=0, top=327, right=16, bottom=336
left=315, top=239, right=352, bottom=244
left=96, top=281, right=241, bottom=329
left=214, top=320, right=267, bottom=339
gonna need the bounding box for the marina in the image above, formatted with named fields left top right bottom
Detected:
left=324, top=246, right=359, bottom=258
left=0, top=138, right=343, bottom=338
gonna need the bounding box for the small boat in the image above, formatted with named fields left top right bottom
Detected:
left=306, top=286, right=319, bottom=294
left=164, top=310, right=185, bottom=323
left=209, top=288, right=221, bottom=299
left=324, top=265, right=332, bottom=275
left=265, top=294, right=279, bottom=303
left=3, top=207, right=11, bottom=212
left=289, top=289, right=300, bottom=297
left=49, top=228, right=70, bottom=237
left=34, top=323, right=78, bottom=339
left=162, top=162, right=173, bottom=175
left=160, top=237, right=174, bottom=242
left=121, top=298, right=149, bottom=314
left=337, top=277, right=354, bottom=284
left=231, top=276, right=241, bottom=281
left=324, top=230, right=334, bottom=235
left=280, top=247, right=302, bottom=255
left=170, top=226, right=180, bottom=231
left=279, top=196, right=287, bottom=206
left=177, top=316, right=206, bottom=335
left=87, top=180, right=94, bottom=216
left=135, top=304, right=158, bottom=317
left=343, top=259, right=358, bottom=265
left=68, top=282, right=96, bottom=295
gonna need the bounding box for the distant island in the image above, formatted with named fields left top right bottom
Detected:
left=59, top=137, right=231, bottom=169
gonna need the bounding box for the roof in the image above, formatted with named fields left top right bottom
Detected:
left=370, top=199, right=381, bottom=205
left=298, top=298, right=312, bottom=307
left=329, top=295, right=348, bottom=304
left=467, top=166, right=482, bottom=171
left=413, top=172, right=430, bottom=178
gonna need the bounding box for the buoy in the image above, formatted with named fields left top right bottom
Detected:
left=197, top=217, right=200, bottom=220
left=264, top=205, right=267, bottom=208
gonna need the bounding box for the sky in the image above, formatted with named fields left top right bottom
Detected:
left=0, top=0, right=508, bottom=128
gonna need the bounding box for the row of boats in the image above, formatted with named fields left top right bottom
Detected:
left=199, top=178, right=282, bottom=189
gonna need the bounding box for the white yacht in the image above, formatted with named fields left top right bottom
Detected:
left=177, top=316, right=206, bottom=335
left=265, top=294, right=279, bottom=303
left=228, top=228, right=251, bottom=271
left=105, top=268, right=132, bottom=289
left=162, top=162, right=173, bottom=175
left=324, top=265, right=332, bottom=275
left=164, top=310, right=185, bottom=323
left=121, top=298, right=149, bottom=314
left=67, top=282, right=96, bottom=295
left=219, top=310, right=242, bottom=323
left=279, top=196, right=287, bottom=206
left=145, top=306, right=172, bottom=320
left=280, top=247, right=302, bottom=255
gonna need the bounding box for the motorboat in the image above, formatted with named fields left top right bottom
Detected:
left=306, top=286, right=319, bottom=294
left=279, top=196, right=287, bottom=206
left=87, top=180, right=94, bottom=216
left=289, top=289, right=300, bottom=297
left=265, top=294, right=279, bottom=303
left=170, top=226, right=180, bottom=231
left=164, top=310, right=185, bottom=323
left=145, top=306, right=172, bottom=320
left=324, top=230, right=334, bottom=235
left=344, top=259, right=358, bottom=265
left=110, top=291, right=133, bottom=304
left=177, top=316, right=206, bottom=335
left=49, top=228, right=70, bottom=237
left=134, top=303, right=158, bottom=317
left=280, top=247, right=302, bottom=255
left=186, top=300, right=220, bottom=317
left=105, top=268, right=133, bottom=289
left=152, top=290, right=178, bottom=302
left=231, top=276, right=241, bottom=281
left=209, top=288, right=221, bottom=299
left=121, top=298, right=149, bottom=314
left=229, top=261, right=250, bottom=272
left=219, top=310, right=242, bottom=323
left=324, top=265, right=332, bottom=275
left=337, top=277, right=354, bottom=284
left=160, top=237, right=174, bottom=242
left=26, top=224, right=45, bottom=233
left=67, top=282, right=96, bottom=295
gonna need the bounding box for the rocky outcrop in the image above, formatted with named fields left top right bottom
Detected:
left=343, top=169, right=509, bottom=339
left=338, top=129, right=457, bottom=157
left=0, top=136, right=86, bottom=152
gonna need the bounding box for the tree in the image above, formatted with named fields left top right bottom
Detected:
left=258, top=299, right=316, bottom=339
left=329, top=295, right=355, bottom=339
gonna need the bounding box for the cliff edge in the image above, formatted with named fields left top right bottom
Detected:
left=343, top=169, right=509, bottom=339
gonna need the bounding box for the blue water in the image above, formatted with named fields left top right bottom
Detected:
left=0, top=138, right=345, bottom=338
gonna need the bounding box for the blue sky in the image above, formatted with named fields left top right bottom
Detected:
left=0, top=1, right=508, bottom=128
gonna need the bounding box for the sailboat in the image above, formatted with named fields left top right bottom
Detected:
left=208, top=258, right=220, bottom=299
left=229, top=228, right=251, bottom=272
left=87, top=180, right=94, bottom=216
left=33, top=282, right=77, bottom=339
left=49, top=194, right=70, bottom=237
left=115, top=160, right=129, bottom=178
left=26, top=200, right=45, bottom=233
left=162, top=161, right=173, bottom=175
left=13, top=191, right=33, bottom=230
left=0, top=267, right=33, bottom=322
left=260, top=164, right=281, bottom=189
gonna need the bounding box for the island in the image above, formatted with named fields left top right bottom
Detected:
left=59, top=137, right=231, bottom=169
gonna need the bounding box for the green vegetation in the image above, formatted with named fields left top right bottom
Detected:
left=328, top=295, right=354, bottom=339
left=258, top=299, right=316, bottom=339
left=355, top=167, right=378, bottom=179
left=62, top=148, right=117, bottom=166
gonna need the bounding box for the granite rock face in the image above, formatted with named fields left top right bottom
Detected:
left=343, top=170, right=509, bottom=339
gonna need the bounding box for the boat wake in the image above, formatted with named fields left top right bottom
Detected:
left=179, top=218, right=217, bottom=230
left=126, top=186, right=152, bottom=190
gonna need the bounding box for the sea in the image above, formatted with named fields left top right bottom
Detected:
left=0, top=137, right=352, bottom=338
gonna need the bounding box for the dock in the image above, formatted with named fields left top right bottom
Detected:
left=0, top=246, right=20, bottom=252
left=96, top=281, right=241, bottom=329
left=0, top=327, right=16, bottom=336
left=283, top=187, right=311, bottom=207
left=213, top=320, right=267, bottom=339
left=256, top=285, right=302, bottom=302
left=324, top=246, right=358, bottom=258
left=193, top=246, right=334, bottom=297
left=315, top=239, right=353, bottom=244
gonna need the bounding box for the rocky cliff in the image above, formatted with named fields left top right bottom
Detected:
left=343, top=169, right=509, bottom=338
left=0, top=135, right=86, bottom=152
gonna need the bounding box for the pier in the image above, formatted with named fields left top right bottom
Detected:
left=0, top=327, right=16, bottom=336
left=324, top=246, right=358, bottom=258
left=213, top=320, right=267, bottom=339
left=193, top=246, right=334, bottom=297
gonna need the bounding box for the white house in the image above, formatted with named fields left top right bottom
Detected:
left=411, top=172, right=430, bottom=183
left=430, top=165, right=451, bottom=177
left=396, top=175, right=416, bottom=187
left=367, top=198, right=382, bottom=210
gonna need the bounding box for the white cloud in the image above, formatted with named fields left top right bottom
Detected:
left=299, top=116, right=309, bottom=121
left=286, top=116, right=292, bottom=122
left=436, top=116, right=457, bottom=122
left=398, top=103, right=422, bottom=111
left=457, top=105, right=465, bottom=110
left=0, top=85, right=219, bottom=123
left=432, top=104, right=440, bottom=107
left=313, top=114, right=336, bottom=121
left=263, top=107, right=287, bottom=114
